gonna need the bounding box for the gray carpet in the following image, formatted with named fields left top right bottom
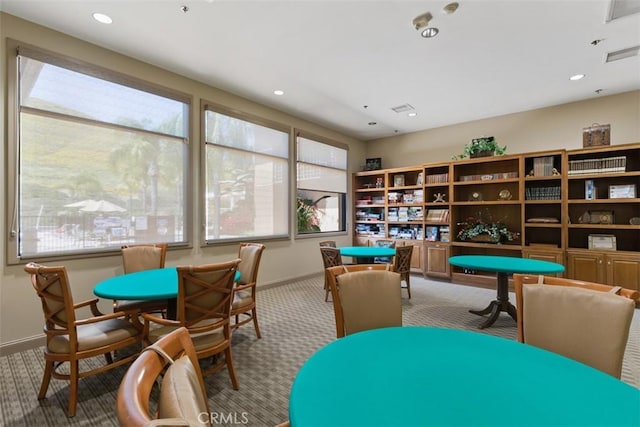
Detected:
left=1, top=275, right=638, bottom=426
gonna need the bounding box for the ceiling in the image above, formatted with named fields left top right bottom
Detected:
left=1, top=0, right=639, bottom=141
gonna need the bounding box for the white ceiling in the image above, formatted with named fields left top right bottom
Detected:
left=2, top=0, right=639, bottom=141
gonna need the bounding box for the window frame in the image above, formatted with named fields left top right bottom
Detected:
left=5, top=39, right=193, bottom=264
left=200, top=100, right=292, bottom=245
left=294, top=130, right=349, bottom=239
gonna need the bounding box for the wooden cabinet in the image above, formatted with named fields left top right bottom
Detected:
left=567, top=249, right=640, bottom=291
left=424, top=242, right=450, bottom=278
left=353, top=171, right=386, bottom=240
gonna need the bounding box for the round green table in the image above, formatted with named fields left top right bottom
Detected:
left=289, top=327, right=640, bottom=426
left=448, top=255, right=565, bottom=329
left=339, top=246, right=396, bottom=264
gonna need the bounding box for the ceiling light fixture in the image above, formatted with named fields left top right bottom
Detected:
left=569, top=74, right=586, bottom=81
left=273, top=90, right=284, bottom=96
left=92, top=13, right=113, bottom=24
left=442, top=2, right=459, bottom=14
left=408, top=112, right=418, bottom=117
left=421, top=27, right=439, bottom=38
left=413, top=11, right=439, bottom=38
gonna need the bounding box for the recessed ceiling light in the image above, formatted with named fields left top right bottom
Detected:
left=273, top=90, right=284, bottom=96
left=92, top=13, right=112, bottom=24
left=408, top=112, right=418, bottom=117
left=569, top=74, right=585, bottom=81
left=421, top=27, right=439, bottom=38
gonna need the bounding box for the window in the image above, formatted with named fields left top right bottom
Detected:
left=7, top=43, right=190, bottom=262
left=203, top=104, right=289, bottom=242
left=296, top=133, right=347, bottom=235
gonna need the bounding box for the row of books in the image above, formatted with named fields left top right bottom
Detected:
left=389, top=226, right=422, bottom=240
left=426, top=226, right=450, bottom=242
left=356, top=195, right=385, bottom=205
left=525, top=186, right=561, bottom=200
left=532, top=156, right=555, bottom=177
left=425, top=208, right=449, bottom=222
left=567, top=156, right=626, bottom=175
left=459, top=171, right=518, bottom=182
left=388, top=190, right=423, bottom=204
left=425, top=173, right=449, bottom=184
left=388, top=207, right=423, bottom=222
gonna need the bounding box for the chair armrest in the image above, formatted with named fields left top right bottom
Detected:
left=74, top=310, right=138, bottom=326
left=234, top=282, right=255, bottom=292
left=141, top=313, right=181, bottom=327
left=73, top=298, right=104, bottom=316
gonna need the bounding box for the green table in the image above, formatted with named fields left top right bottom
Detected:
left=339, top=246, right=396, bottom=264
left=448, top=255, right=565, bottom=328
left=94, top=267, right=240, bottom=319
left=289, top=327, right=640, bottom=427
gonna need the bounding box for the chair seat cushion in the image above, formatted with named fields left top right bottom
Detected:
left=147, top=320, right=225, bottom=352
left=115, top=299, right=167, bottom=313
left=48, top=318, right=140, bottom=353
left=232, top=290, right=253, bottom=310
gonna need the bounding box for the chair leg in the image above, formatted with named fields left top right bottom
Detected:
left=251, top=308, right=262, bottom=339
left=38, top=360, right=54, bottom=400
left=225, top=347, right=239, bottom=390
left=324, top=278, right=331, bottom=302
left=68, top=360, right=79, bottom=417
left=406, top=274, right=411, bottom=299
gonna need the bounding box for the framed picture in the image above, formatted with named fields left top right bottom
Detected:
left=394, top=174, right=405, bottom=187
left=365, top=158, right=382, bottom=171
left=609, top=184, right=636, bottom=199
left=588, top=234, right=617, bottom=251
left=588, top=210, right=615, bottom=224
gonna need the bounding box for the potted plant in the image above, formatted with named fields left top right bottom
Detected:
left=456, top=212, right=519, bottom=243
left=452, top=137, right=506, bottom=160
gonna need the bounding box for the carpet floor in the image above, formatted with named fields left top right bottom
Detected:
left=1, top=274, right=638, bottom=426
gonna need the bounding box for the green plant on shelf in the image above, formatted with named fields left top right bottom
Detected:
left=452, top=136, right=506, bottom=160
left=456, top=211, right=519, bottom=243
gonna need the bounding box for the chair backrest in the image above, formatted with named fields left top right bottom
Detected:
left=320, top=247, right=343, bottom=269
left=121, top=243, right=168, bottom=273
left=326, top=264, right=401, bottom=338
left=394, top=245, right=413, bottom=275
left=117, top=327, right=212, bottom=427
left=319, top=240, right=336, bottom=248
left=513, top=274, right=636, bottom=378
left=24, top=262, right=76, bottom=335
left=176, top=259, right=241, bottom=325
left=237, top=242, right=265, bottom=287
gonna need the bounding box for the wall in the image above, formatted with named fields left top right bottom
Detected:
left=366, top=91, right=640, bottom=167
left=0, top=13, right=366, bottom=353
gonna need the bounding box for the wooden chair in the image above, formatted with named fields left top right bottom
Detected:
left=319, top=240, right=337, bottom=247
left=231, top=242, right=266, bottom=338
left=117, top=327, right=212, bottom=427
left=373, top=239, right=396, bottom=263
left=115, top=243, right=169, bottom=316
left=24, top=262, right=142, bottom=417
left=394, top=245, right=413, bottom=299
left=326, top=264, right=401, bottom=338
left=320, top=246, right=343, bottom=302
left=142, top=259, right=241, bottom=389
left=513, top=274, right=637, bottom=378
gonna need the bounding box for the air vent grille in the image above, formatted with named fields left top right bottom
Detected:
left=606, top=45, right=640, bottom=62
left=390, top=103, right=415, bottom=113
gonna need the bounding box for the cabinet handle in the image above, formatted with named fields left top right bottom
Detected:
left=599, top=259, right=603, bottom=264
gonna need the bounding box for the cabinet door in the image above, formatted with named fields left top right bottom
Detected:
left=606, top=254, right=640, bottom=292
left=353, top=236, right=370, bottom=247
left=425, top=243, right=450, bottom=278
left=566, top=251, right=604, bottom=283
left=522, top=249, right=564, bottom=276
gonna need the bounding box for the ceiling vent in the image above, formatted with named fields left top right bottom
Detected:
left=606, top=45, right=640, bottom=62
left=607, top=0, right=640, bottom=21
left=390, top=103, right=415, bottom=113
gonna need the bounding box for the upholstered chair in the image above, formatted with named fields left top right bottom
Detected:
left=326, top=264, right=402, bottom=338
left=320, top=246, right=343, bottom=302
left=142, top=259, right=241, bottom=389
left=115, top=243, right=168, bottom=316
left=117, top=327, right=212, bottom=427
left=394, top=245, right=413, bottom=298
left=319, top=240, right=337, bottom=247
left=513, top=274, right=637, bottom=378
left=231, top=242, right=266, bottom=338
left=24, top=262, right=142, bottom=417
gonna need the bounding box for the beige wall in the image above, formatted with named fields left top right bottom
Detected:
left=0, top=13, right=365, bottom=353
left=366, top=91, right=640, bottom=167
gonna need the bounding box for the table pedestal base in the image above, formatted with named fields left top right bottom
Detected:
left=469, top=272, right=517, bottom=329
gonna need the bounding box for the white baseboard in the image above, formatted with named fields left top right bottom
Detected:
left=0, top=334, right=45, bottom=356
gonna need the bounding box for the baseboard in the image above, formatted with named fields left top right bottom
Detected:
left=258, top=272, right=322, bottom=290
left=0, top=334, right=45, bottom=356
